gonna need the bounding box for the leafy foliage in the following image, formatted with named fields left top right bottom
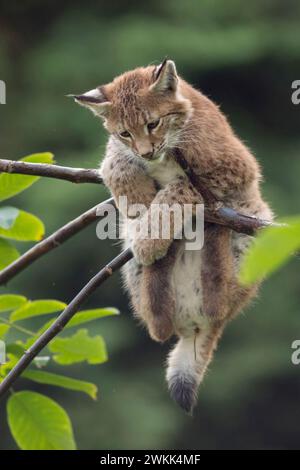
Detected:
left=36, top=307, right=119, bottom=336
left=0, top=209, right=44, bottom=241
left=0, top=292, right=117, bottom=449
left=0, top=295, right=27, bottom=312
left=0, top=239, right=19, bottom=270
left=22, top=370, right=98, bottom=399
left=0, top=324, right=10, bottom=339
left=239, top=216, right=300, bottom=285
left=0, top=153, right=54, bottom=272
left=0, top=153, right=54, bottom=202
left=10, top=299, right=66, bottom=322
left=7, top=391, right=76, bottom=450
left=0, top=154, right=119, bottom=450
left=0, top=291, right=117, bottom=449
left=49, top=328, right=108, bottom=365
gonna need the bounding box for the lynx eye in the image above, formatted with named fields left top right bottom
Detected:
left=147, top=119, right=161, bottom=132
left=119, top=130, right=131, bottom=139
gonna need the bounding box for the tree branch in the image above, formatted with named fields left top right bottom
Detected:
left=205, top=206, right=272, bottom=235
left=0, top=248, right=133, bottom=398
left=0, top=159, right=273, bottom=287
left=0, top=159, right=102, bottom=184
left=0, top=159, right=272, bottom=233
left=0, top=198, right=115, bottom=285
left=0, top=159, right=275, bottom=396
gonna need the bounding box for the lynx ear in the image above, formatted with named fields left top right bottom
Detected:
left=150, top=59, right=178, bottom=94
left=69, top=87, right=111, bottom=118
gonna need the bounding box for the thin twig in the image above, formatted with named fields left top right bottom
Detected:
left=0, top=249, right=133, bottom=398
left=0, top=159, right=103, bottom=184
left=205, top=206, right=272, bottom=235
left=0, top=159, right=275, bottom=396
left=0, top=198, right=115, bottom=286
left=0, top=200, right=271, bottom=286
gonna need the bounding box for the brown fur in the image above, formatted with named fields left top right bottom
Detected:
left=140, top=242, right=180, bottom=342
left=201, top=224, right=234, bottom=320
left=74, top=60, right=273, bottom=411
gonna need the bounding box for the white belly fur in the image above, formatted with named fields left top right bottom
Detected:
left=171, top=241, right=206, bottom=335
left=145, top=152, right=186, bottom=185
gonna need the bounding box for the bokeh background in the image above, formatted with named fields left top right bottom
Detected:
left=0, top=0, right=300, bottom=450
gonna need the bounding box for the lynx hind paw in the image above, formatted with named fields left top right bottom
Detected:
left=148, top=315, right=174, bottom=343
left=132, top=238, right=170, bottom=266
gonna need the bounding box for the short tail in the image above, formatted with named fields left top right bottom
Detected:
left=166, top=323, right=224, bottom=413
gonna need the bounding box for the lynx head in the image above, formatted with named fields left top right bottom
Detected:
left=72, top=60, right=192, bottom=161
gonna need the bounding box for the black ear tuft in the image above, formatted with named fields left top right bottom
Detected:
left=68, top=86, right=108, bottom=104
left=68, top=94, right=103, bottom=104
left=70, top=86, right=111, bottom=118
left=155, top=57, right=168, bottom=80
left=151, top=59, right=178, bottom=94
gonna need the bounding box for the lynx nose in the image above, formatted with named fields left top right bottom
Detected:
left=140, top=151, right=153, bottom=160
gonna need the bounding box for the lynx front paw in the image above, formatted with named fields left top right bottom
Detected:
left=132, top=238, right=170, bottom=266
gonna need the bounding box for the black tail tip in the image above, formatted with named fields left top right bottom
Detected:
left=168, top=374, right=197, bottom=414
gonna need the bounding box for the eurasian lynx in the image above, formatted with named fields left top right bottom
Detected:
left=73, top=60, right=273, bottom=413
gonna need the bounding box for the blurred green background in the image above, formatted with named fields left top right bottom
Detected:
left=0, top=0, right=300, bottom=450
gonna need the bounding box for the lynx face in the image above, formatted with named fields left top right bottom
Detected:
left=73, top=60, right=192, bottom=161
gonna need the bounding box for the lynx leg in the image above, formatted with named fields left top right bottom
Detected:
left=138, top=242, right=181, bottom=342
left=201, top=224, right=234, bottom=320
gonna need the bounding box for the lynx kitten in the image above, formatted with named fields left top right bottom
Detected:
left=73, top=60, right=273, bottom=413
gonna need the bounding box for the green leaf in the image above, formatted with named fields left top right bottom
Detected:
left=0, top=323, right=9, bottom=339
left=10, top=299, right=66, bottom=322
left=7, top=391, right=76, bottom=450
left=0, top=294, right=27, bottom=312
left=0, top=239, right=20, bottom=269
left=22, top=370, right=98, bottom=400
left=22, top=153, right=54, bottom=164
left=0, top=353, right=18, bottom=377
left=239, top=216, right=300, bottom=285
left=0, top=347, right=26, bottom=376
left=6, top=343, right=25, bottom=358
left=36, top=307, right=119, bottom=338
left=49, top=328, right=108, bottom=365
left=23, top=308, right=119, bottom=349
left=68, top=307, right=119, bottom=327
left=0, top=207, right=19, bottom=229
left=0, top=153, right=54, bottom=202
left=0, top=210, right=45, bottom=241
